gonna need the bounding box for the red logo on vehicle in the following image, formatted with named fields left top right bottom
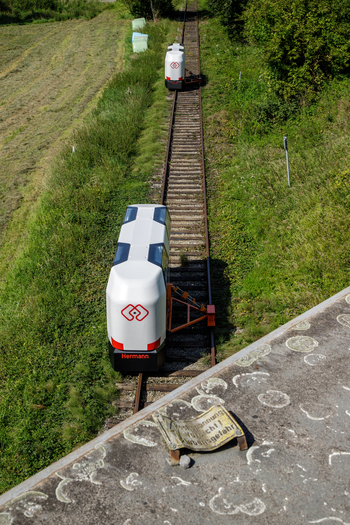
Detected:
left=121, top=304, right=149, bottom=321
left=170, top=62, right=180, bottom=69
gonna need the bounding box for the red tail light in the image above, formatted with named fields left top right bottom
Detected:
left=111, top=338, right=124, bottom=350
left=179, top=77, right=183, bottom=81
left=147, top=338, right=160, bottom=351
left=166, top=76, right=170, bottom=80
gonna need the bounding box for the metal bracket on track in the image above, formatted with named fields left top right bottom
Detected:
left=166, top=283, right=215, bottom=334
left=184, top=68, right=202, bottom=86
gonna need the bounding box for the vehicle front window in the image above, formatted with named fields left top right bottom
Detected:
left=123, top=207, right=138, bottom=224
left=113, top=243, right=130, bottom=266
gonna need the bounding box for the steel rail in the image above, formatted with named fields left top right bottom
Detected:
left=133, top=372, right=143, bottom=414
left=196, top=9, right=216, bottom=367
left=133, top=0, right=216, bottom=414
left=181, top=0, right=187, bottom=44
left=160, top=2, right=187, bottom=206
left=161, top=92, right=177, bottom=206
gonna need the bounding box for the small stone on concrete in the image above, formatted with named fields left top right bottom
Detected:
left=180, top=455, right=191, bottom=469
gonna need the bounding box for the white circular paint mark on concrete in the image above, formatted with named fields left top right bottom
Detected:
left=196, top=378, right=227, bottom=396
left=120, top=473, right=142, bottom=492
left=160, top=399, right=195, bottom=420
left=235, top=344, right=271, bottom=367
left=300, top=402, right=334, bottom=421
left=337, top=314, right=350, bottom=328
left=294, top=321, right=311, bottom=331
left=246, top=445, right=261, bottom=465
left=329, top=451, right=350, bottom=466
left=191, top=395, right=224, bottom=412
left=3, top=492, right=49, bottom=520
left=209, top=488, right=266, bottom=516
left=304, top=354, right=327, bottom=366
left=258, top=390, right=290, bottom=408
left=124, top=420, right=159, bottom=447
left=309, top=517, right=350, bottom=524
left=233, top=371, right=269, bottom=388
left=0, top=513, right=12, bottom=525
left=346, top=294, right=350, bottom=304
left=286, top=336, right=318, bottom=353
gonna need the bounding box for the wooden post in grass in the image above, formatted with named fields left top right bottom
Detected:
left=284, top=135, right=290, bottom=187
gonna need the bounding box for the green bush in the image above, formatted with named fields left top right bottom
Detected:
left=6, top=0, right=58, bottom=9
left=207, top=0, right=247, bottom=37
left=123, top=0, right=173, bottom=20
left=243, top=0, right=350, bottom=101
left=253, top=96, right=299, bottom=126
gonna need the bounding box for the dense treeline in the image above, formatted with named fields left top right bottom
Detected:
left=0, top=0, right=107, bottom=24
left=122, top=0, right=173, bottom=20
left=0, top=0, right=172, bottom=26
left=2, top=0, right=57, bottom=9
left=208, top=0, right=350, bottom=102
left=207, top=0, right=247, bottom=37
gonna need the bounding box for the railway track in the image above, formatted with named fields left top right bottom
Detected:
left=107, top=1, right=215, bottom=427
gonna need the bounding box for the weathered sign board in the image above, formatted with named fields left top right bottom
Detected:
left=153, top=405, right=247, bottom=463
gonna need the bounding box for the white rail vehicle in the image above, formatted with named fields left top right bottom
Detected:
left=106, top=204, right=170, bottom=372
left=165, top=43, right=185, bottom=90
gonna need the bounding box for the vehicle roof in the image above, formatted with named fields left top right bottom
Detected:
left=109, top=260, right=162, bottom=281
left=167, top=42, right=185, bottom=51
left=118, top=205, right=169, bottom=261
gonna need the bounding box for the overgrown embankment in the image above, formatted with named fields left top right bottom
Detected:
left=0, top=19, right=170, bottom=495
left=200, top=9, right=350, bottom=359
left=0, top=0, right=109, bottom=25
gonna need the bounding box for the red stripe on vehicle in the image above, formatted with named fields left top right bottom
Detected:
left=147, top=338, right=161, bottom=351
left=111, top=338, right=124, bottom=350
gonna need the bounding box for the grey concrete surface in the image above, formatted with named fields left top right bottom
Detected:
left=2, top=286, right=350, bottom=524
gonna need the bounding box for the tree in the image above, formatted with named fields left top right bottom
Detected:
left=123, top=0, right=173, bottom=20
left=208, top=0, right=248, bottom=37
left=243, top=0, right=350, bottom=100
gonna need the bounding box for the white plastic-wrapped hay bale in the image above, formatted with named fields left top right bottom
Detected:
left=132, top=18, right=146, bottom=30
left=132, top=35, right=148, bottom=53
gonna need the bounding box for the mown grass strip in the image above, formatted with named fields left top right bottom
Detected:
left=200, top=9, right=350, bottom=360
left=0, top=19, right=169, bottom=494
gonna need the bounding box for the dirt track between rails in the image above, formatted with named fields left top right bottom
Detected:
left=0, top=12, right=127, bottom=276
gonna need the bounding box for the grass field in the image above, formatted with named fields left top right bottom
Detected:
left=0, top=6, right=176, bottom=493
left=199, top=10, right=350, bottom=360
left=0, top=8, right=128, bottom=282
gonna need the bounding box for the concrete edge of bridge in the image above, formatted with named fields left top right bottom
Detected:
left=1, top=284, right=350, bottom=507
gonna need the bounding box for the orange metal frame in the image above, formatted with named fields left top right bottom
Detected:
left=166, top=283, right=215, bottom=334
left=184, top=68, right=202, bottom=85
